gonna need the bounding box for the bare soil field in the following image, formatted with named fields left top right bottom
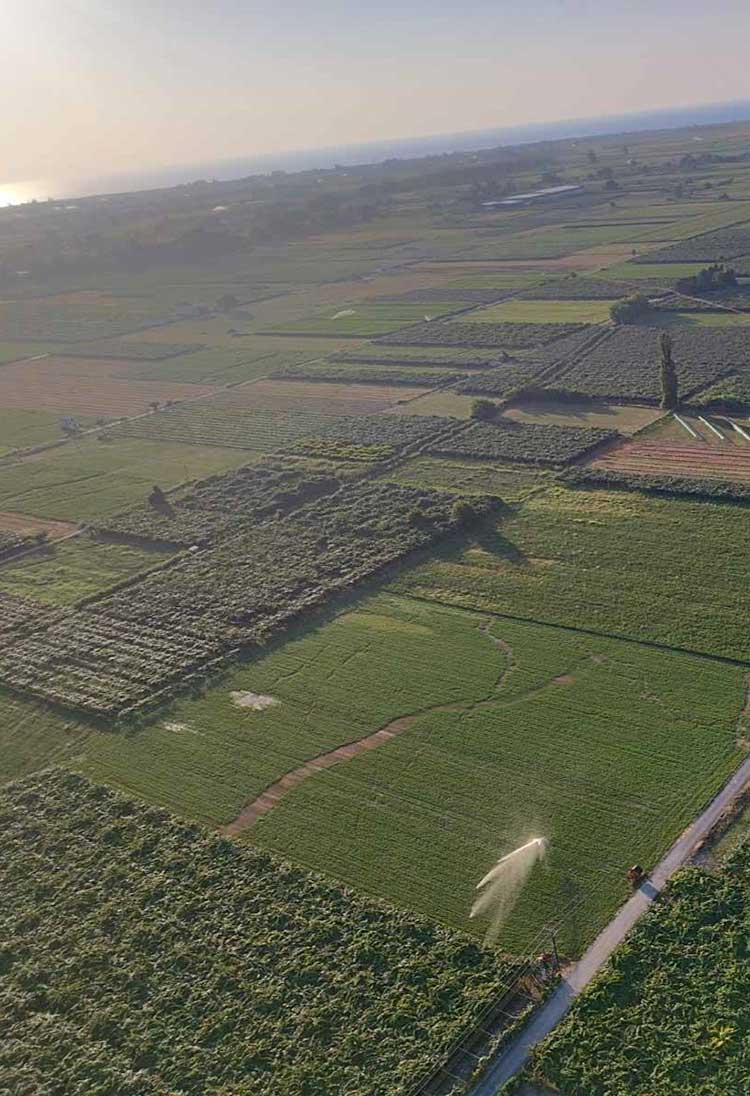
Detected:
left=210, top=378, right=429, bottom=414
left=0, top=511, right=78, bottom=540
left=591, top=440, right=750, bottom=480
left=0, top=356, right=218, bottom=417
left=503, top=398, right=663, bottom=435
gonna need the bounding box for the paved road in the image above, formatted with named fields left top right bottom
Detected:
left=470, top=755, right=750, bottom=1095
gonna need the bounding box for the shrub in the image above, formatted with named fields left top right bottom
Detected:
left=470, top=398, right=499, bottom=421
left=609, top=293, right=652, bottom=324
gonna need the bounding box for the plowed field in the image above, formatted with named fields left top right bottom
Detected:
left=592, top=441, right=750, bottom=480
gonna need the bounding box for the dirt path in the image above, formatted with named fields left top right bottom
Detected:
left=226, top=618, right=517, bottom=836
left=469, top=753, right=750, bottom=1095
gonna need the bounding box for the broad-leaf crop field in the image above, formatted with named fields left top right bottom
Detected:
left=0, top=770, right=517, bottom=1096
left=530, top=843, right=750, bottom=1095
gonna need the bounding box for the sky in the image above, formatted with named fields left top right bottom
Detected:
left=3, top=0, right=750, bottom=192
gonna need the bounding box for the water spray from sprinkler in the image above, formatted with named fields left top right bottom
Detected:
left=471, top=837, right=547, bottom=944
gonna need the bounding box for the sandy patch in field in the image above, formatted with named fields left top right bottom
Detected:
left=0, top=511, right=78, bottom=539
left=231, top=691, right=280, bottom=711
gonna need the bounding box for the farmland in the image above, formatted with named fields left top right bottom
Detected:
left=0, top=769, right=516, bottom=1096
left=0, top=438, right=250, bottom=521
left=431, top=418, right=616, bottom=466
left=376, top=319, right=588, bottom=348
left=530, top=843, right=750, bottom=1095
left=6, top=113, right=750, bottom=1094
left=0, top=482, right=496, bottom=716
left=391, top=485, right=750, bottom=662
left=0, top=536, right=173, bottom=604
left=550, top=326, right=750, bottom=403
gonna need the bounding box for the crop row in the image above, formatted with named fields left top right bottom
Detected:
left=517, top=277, right=646, bottom=300
left=454, top=362, right=549, bottom=398
left=332, top=349, right=506, bottom=368
left=431, top=419, right=616, bottom=466
left=632, top=222, right=750, bottom=263
left=0, top=482, right=496, bottom=715
left=377, top=287, right=517, bottom=303
left=0, top=591, right=68, bottom=639
left=0, top=298, right=178, bottom=342
left=271, top=364, right=465, bottom=387
left=550, top=326, right=750, bottom=403
left=375, top=320, right=589, bottom=349
left=95, top=460, right=345, bottom=547
left=109, top=407, right=343, bottom=450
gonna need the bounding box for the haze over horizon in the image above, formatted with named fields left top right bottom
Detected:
left=5, top=0, right=750, bottom=200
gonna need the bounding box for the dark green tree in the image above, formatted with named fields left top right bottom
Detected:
left=470, top=398, right=499, bottom=421
left=659, top=332, right=679, bottom=410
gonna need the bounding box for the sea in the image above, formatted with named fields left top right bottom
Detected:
left=4, top=98, right=750, bottom=207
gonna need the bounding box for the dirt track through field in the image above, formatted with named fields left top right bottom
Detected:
left=225, top=619, right=588, bottom=836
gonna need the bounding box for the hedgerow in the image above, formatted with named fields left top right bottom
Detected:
left=563, top=464, right=750, bottom=502
left=0, top=769, right=518, bottom=1096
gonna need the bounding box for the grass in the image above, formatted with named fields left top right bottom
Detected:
left=0, top=690, right=91, bottom=785
left=389, top=389, right=483, bottom=418
left=5, top=591, right=739, bottom=959
left=390, top=485, right=750, bottom=663
left=0, top=438, right=252, bottom=521
left=0, top=536, right=172, bottom=605
left=0, top=408, right=73, bottom=456
left=594, top=261, right=708, bottom=280
left=465, top=299, right=613, bottom=324
left=127, top=345, right=324, bottom=385
left=383, top=457, right=545, bottom=500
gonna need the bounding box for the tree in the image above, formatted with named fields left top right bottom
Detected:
left=659, top=332, right=679, bottom=410
left=470, top=398, right=499, bottom=421
left=609, top=293, right=651, bottom=324
left=451, top=499, right=478, bottom=527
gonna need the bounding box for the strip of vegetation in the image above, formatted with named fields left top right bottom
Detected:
left=271, top=363, right=466, bottom=386
left=632, top=222, right=750, bottom=263
left=563, top=465, right=750, bottom=502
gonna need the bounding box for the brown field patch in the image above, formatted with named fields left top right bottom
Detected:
left=210, top=378, right=429, bottom=414
left=0, top=357, right=218, bottom=418
left=591, top=440, right=750, bottom=481
left=0, top=511, right=78, bottom=539
left=503, top=398, right=663, bottom=436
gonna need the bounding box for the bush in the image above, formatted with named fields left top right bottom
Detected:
left=451, top=499, right=479, bottom=526
left=470, top=398, right=499, bottom=421
left=609, top=293, right=652, bottom=324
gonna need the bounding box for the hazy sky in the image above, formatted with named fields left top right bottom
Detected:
left=4, top=0, right=750, bottom=186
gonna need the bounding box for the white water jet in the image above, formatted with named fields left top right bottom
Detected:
left=470, top=837, right=547, bottom=944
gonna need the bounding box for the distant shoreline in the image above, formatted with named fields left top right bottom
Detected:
left=6, top=97, right=750, bottom=207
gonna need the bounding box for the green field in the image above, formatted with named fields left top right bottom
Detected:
left=391, top=486, right=750, bottom=662
left=466, top=298, right=614, bottom=324
left=383, top=456, right=545, bottom=500
left=127, top=345, right=299, bottom=384
left=0, top=408, right=75, bottom=456
left=0, top=536, right=172, bottom=605
left=595, top=261, right=708, bottom=280
left=0, top=341, right=59, bottom=364
left=530, top=843, right=750, bottom=1094
left=0, top=438, right=251, bottom=521
left=0, top=592, right=729, bottom=957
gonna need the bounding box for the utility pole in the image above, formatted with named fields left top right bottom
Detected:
left=549, top=928, right=561, bottom=973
